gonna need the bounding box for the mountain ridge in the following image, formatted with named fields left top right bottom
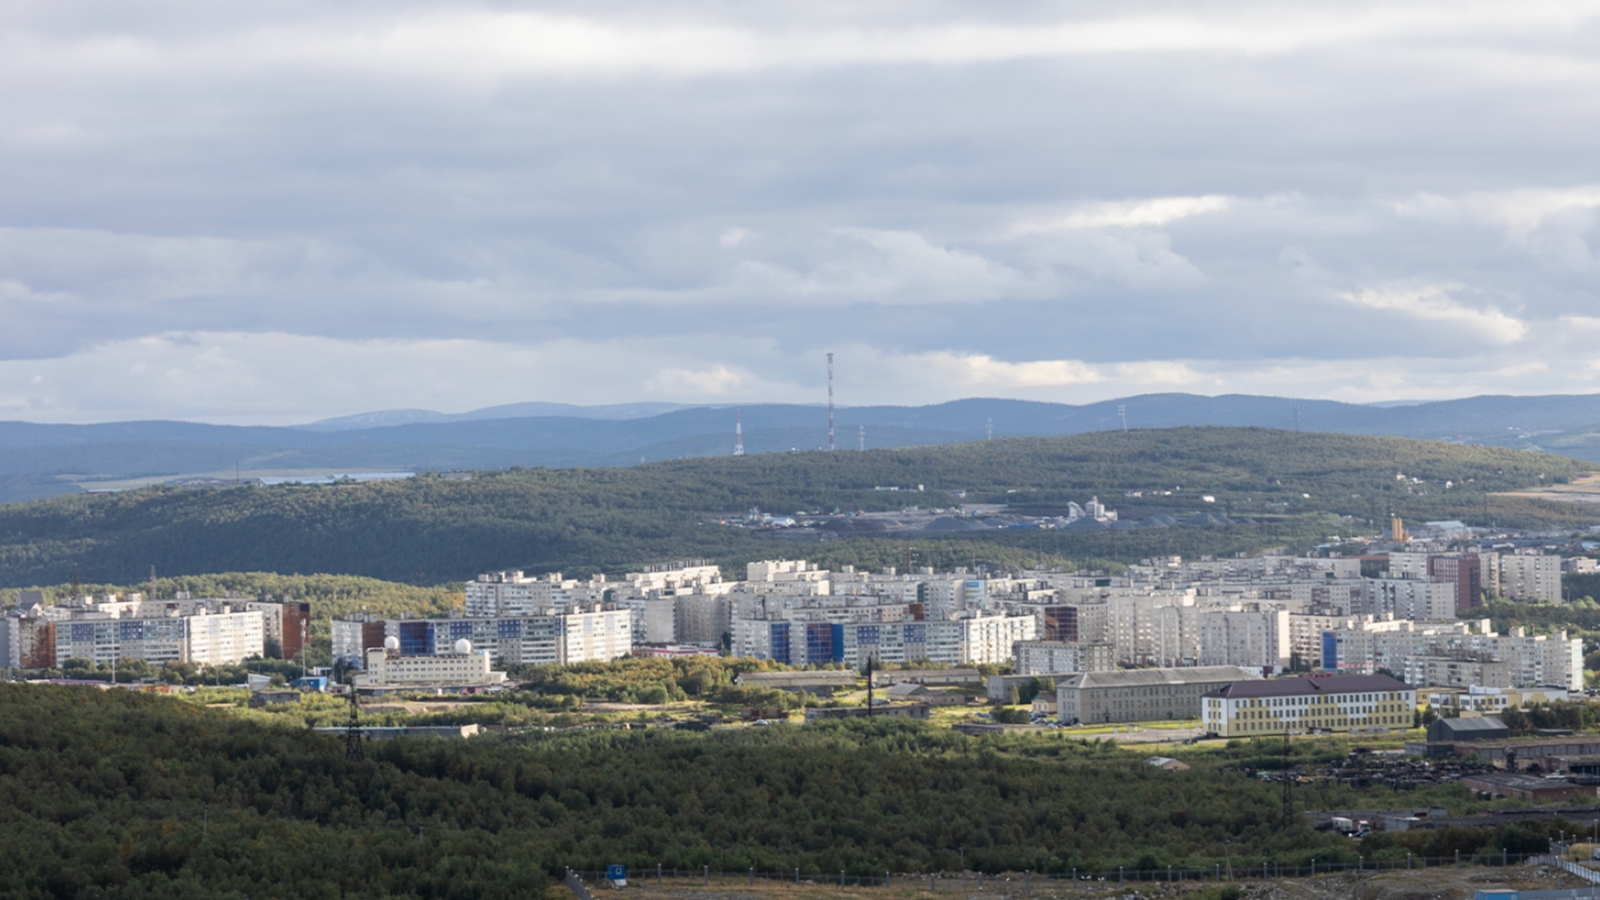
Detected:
left=5, top=391, right=1600, bottom=503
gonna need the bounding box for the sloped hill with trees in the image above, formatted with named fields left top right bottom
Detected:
left=0, top=683, right=1559, bottom=898
left=0, top=427, right=1588, bottom=588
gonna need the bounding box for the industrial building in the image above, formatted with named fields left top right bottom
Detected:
left=1056, top=665, right=1262, bottom=725
left=1200, top=673, right=1416, bottom=737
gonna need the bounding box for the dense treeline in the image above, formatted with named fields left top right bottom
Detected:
left=0, top=685, right=1574, bottom=898
left=0, top=428, right=1587, bottom=587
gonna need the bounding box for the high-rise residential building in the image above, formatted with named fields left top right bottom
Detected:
left=1498, top=553, right=1562, bottom=603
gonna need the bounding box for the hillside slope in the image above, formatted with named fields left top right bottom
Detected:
left=0, top=427, right=1587, bottom=588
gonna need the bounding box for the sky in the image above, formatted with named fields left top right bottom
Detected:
left=4, top=1, right=1600, bottom=424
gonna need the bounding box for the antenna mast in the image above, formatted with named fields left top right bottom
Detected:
left=1118, top=404, right=1128, bottom=432
left=734, top=410, right=745, bottom=456
left=827, top=352, right=835, bottom=451
left=858, top=424, right=865, bottom=451
left=986, top=417, right=993, bottom=441
left=346, top=690, right=364, bottom=761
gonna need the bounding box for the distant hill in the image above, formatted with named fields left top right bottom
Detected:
left=0, top=427, right=1586, bottom=589
left=6, top=392, right=1600, bottom=503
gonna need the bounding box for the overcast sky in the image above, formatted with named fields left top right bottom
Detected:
left=4, top=1, right=1600, bottom=424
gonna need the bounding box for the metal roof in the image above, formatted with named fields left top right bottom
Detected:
left=1059, top=666, right=1262, bottom=689
left=1204, top=673, right=1412, bottom=699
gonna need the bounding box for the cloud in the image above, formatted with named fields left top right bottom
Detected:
left=1010, top=195, right=1233, bottom=234
left=1335, top=284, right=1528, bottom=343
left=4, top=3, right=1600, bottom=421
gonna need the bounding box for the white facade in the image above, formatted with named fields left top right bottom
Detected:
left=353, top=646, right=506, bottom=687
left=1321, top=619, right=1583, bottom=691
left=959, top=612, right=1038, bottom=666
left=464, top=571, right=608, bottom=617
left=1498, top=553, right=1562, bottom=603
left=1013, top=641, right=1116, bottom=676
left=1196, top=606, right=1290, bottom=670
left=52, top=603, right=264, bottom=667
left=1362, top=578, right=1459, bottom=620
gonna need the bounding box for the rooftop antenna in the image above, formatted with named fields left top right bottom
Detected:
left=734, top=410, right=745, bottom=456
left=986, top=417, right=993, bottom=441
left=148, top=565, right=157, bottom=600
left=858, top=424, right=865, bottom=451
left=1118, top=404, right=1128, bottom=432
left=70, top=564, right=81, bottom=601
left=827, top=352, right=835, bottom=451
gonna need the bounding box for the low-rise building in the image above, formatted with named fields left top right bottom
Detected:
left=353, top=638, right=507, bottom=688
left=1057, top=665, right=1262, bottom=725
left=1201, top=673, right=1416, bottom=737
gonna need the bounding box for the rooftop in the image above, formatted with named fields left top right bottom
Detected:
left=1204, top=673, right=1411, bottom=699
left=1062, top=666, right=1263, bottom=689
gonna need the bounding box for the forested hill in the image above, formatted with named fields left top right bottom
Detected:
left=0, top=427, right=1589, bottom=588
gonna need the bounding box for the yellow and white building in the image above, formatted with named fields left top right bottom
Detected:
left=1202, top=673, right=1416, bottom=737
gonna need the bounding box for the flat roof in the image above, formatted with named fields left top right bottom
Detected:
left=1204, top=673, right=1412, bottom=699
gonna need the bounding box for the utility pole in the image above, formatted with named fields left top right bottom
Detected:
left=345, top=690, right=364, bottom=761
left=865, top=656, right=873, bottom=717
left=1282, top=730, right=1295, bottom=827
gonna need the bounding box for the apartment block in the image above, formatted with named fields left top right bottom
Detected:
left=1499, top=553, right=1562, bottom=603
left=1013, top=640, right=1116, bottom=676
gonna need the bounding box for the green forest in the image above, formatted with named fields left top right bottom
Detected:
left=0, top=684, right=1571, bottom=899
left=0, top=427, right=1588, bottom=587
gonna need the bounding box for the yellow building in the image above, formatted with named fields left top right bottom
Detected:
left=1201, top=673, right=1416, bottom=737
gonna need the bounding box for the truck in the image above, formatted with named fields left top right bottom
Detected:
left=1330, top=816, right=1355, bottom=834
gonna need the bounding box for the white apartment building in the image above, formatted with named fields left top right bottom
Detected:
left=1321, top=619, right=1582, bottom=690
left=1013, top=641, right=1116, bottom=676
left=1361, top=578, right=1460, bottom=620
left=1196, top=605, right=1290, bottom=670
left=1499, top=553, right=1562, bottom=603
left=336, top=606, right=631, bottom=668
left=959, top=612, right=1038, bottom=666
left=52, top=602, right=265, bottom=667
left=464, top=571, right=609, bottom=617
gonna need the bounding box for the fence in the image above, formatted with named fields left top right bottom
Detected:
left=566, top=853, right=1584, bottom=891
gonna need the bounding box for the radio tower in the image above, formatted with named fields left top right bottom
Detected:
left=826, top=352, right=835, bottom=451
left=734, top=410, right=745, bottom=456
